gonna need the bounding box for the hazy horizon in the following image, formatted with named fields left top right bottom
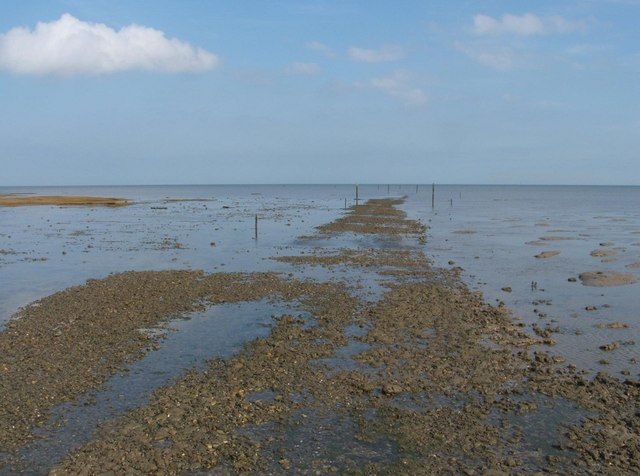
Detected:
left=3, top=183, right=640, bottom=189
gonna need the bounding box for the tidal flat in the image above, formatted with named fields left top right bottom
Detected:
left=0, top=185, right=638, bottom=473
left=0, top=194, right=130, bottom=207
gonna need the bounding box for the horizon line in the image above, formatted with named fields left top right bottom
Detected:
left=1, top=183, right=640, bottom=188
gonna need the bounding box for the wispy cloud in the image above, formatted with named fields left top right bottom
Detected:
left=472, top=13, right=585, bottom=36
left=0, top=13, right=218, bottom=76
left=347, top=45, right=404, bottom=63
left=369, top=71, right=426, bottom=106
left=231, top=69, right=275, bottom=86
left=306, top=40, right=335, bottom=58
left=565, top=43, right=609, bottom=56
left=286, top=61, right=321, bottom=75
left=455, top=42, right=515, bottom=70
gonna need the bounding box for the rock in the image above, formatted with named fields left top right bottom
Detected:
left=501, top=287, right=512, bottom=293
left=382, top=384, right=402, bottom=395
left=595, top=322, right=628, bottom=329
left=590, top=249, right=618, bottom=258
left=599, top=342, right=619, bottom=352
left=535, top=250, right=560, bottom=259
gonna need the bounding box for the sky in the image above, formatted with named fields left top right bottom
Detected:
left=0, top=0, right=639, bottom=186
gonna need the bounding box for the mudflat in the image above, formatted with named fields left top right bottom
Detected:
left=579, top=270, right=638, bottom=287
left=2, top=198, right=638, bottom=474
left=0, top=271, right=326, bottom=450
left=0, top=194, right=131, bottom=207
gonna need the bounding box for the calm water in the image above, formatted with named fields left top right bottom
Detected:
left=1, top=184, right=638, bottom=470
left=403, top=185, right=640, bottom=376
left=1, top=184, right=638, bottom=376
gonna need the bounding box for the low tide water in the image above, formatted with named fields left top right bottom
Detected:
left=1, top=184, right=638, bottom=375
left=0, top=185, right=640, bottom=375
left=1, top=184, right=638, bottom=471
left=403, top=185, right=639, bottom=376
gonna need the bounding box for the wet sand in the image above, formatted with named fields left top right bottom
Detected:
left=579, top=271, right=638, bottom=287
left=0, top=194, right=130, bottom=207
left=0, top=271, right=313, bottom=450
left=1, top=198, right=639, bottom=473
left=535, top=250, right=561, bottom=259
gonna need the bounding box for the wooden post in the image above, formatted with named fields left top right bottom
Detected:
left=355, top=184, right=359, bottom=203
left=344, top=197, right=347, bottom=210
left=431, top=183, right=435, bottom=209
left=416, top=184, right=419, bottom=194
left=254, top=214, right=258, bottom=240
left=450, top=198, right=453, bottom=207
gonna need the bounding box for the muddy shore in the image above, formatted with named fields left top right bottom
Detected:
left=0, top=194, right=130, bottom=207
left=0, top=271, right=335, bottom=451
left=2, top=198, right=638, bottom=473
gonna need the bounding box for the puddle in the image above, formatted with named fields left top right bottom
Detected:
left=9, top=299, right=297, bottom=473
left=490, top=395, right=592, bottom=471
left=265, top=408, right=399, bottom=472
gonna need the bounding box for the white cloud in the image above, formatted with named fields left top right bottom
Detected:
left=455, top=42, right=515, bottom=70
left=370, top=71, right=426, bottom=106
left=0, top=13, right=218, bottom=76
left=472, top=13, right=585, bottom=36
left=286, top=62, right=321, bottom=75
left=347, top=45, right=404, bottom=63
left=306, top=40, right=335, bottom=58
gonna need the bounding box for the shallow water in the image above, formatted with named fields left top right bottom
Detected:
left=13, top=299, right=296, bottom=472
left=0, top=185, right=400, bottom=470
left=0, top=184, right=638, bottom=470
left=400, top=185, right=640, bottom=376
left=0, top=185, right=346, bottom=323
left=1, top=184, right=638, bottom=377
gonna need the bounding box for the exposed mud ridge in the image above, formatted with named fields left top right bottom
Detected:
left=273, top=248, right=430, bottom=269
left=0, top=271, right=321, bottom=451
left=55, top=276, right=640, bottom=473
left=317, top=198, right=426, bottom=235
left=579, top=270, right=638, bottom=287
left=54, top=282, right=359, bottom=474
left=0, top=194, right=131, bottom=207
left=8, top=198, right=640, bottom=473
left=535, top=250, right=561, bottom=259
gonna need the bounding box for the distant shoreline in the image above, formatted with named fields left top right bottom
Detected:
left=0, top=194, right=131, bottom=207
left=1, top=183, right=639, bottom=188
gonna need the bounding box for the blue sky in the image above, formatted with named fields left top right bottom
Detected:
left=0, top=0, right=638, bottom=185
